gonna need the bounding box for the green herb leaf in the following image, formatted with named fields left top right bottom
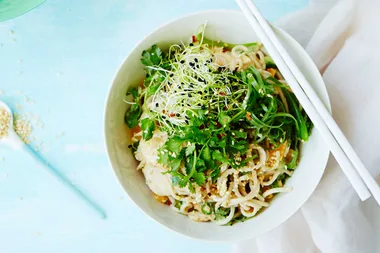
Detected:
left=272, top=173, right=286, bottom=188
left=141, top=45, right=162, bottom=66
left=212, top=150, right=228, bottom=163
left=131, top=141, right=139, bottom=156
left=175, top=200, right=183, bottom=209
left=141, top=118, right=155, bottom=140
left=192, top=172, right=206, bottom=186
left=170, top=171, right=187, bottom=188
left=215, top=207, right=231, bottom=220
left=201, top=202, right=213, bottom=215
left=218, top=112, right=231, bottom=126
left=201, top=145, right=211, bottom=161
left=231, top=130, right=247, bottom=139
left=188, top=183, right=195, bottom=193
left=286, top=149, right=299, bottom=169
left=125, top=104, right=141, bottom=128
left=186, top=143, right=196, bottom=156
left=126, top=87, right=139, bottom=99
left=196, top=158, right=207, bottom=172
left=210, top=167, right=220, bottom=183
left=165, top=137, right=183, bottom=154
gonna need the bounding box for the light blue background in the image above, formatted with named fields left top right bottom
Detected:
left=0, top=1, right=308, bottom=252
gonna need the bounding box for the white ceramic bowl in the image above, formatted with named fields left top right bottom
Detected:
left=104, top=10, right=331, bottom=242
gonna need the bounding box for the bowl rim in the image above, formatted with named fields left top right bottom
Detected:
left=104, top=9, right=331, bottom=242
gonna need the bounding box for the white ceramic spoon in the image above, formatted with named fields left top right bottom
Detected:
left=0, top=101, right=106, bottom=219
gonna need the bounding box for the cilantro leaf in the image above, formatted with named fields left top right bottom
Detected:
left=231, top=130, right=247, bottom=139
left=196, top=158, right=207, bottom=172
left=192, top=172, right=206, bottom=186
left=158, top=148, right=169, bottom=165
left=185, top=154, right=194, bottom=175
left=141, top=118, right=155, bottom=140
left=141, top=45, right=162, bottom=66
left=126, top=87, right=139, bottom=99
left=210, top=167, right=220, bottom=183
left=169, top=157, right=183, bottom=171
left=201, top=146, right=211, bottom=161
left=165, top=137, right=183, bottom=154
left=212, top=150, right=228, bottom=163
left=158, top=148, right=184, bottom=171
left=124, top=104, right=141, bottom=128
left=218, top=112, right=231, bottom=126
left=188, top=183, right=195, bottom=193
left=186, top=143, right=196, bottom=156
left=170, top=171, right=187, bottom=188
left=210, top=134, right=227, bottom=149
left=147, top=82, right=161, bottom=96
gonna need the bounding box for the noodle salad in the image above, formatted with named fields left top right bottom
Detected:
left=124, top=26, right=313, bottom=225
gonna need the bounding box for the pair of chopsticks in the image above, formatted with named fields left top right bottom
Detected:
left=236, top=0, right=380, bottom=205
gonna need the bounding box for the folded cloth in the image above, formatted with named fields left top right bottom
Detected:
left=233, top=0, right=380, bottom=252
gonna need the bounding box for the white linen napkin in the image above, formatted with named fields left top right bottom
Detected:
left=233, top=0, right=380, bottom=252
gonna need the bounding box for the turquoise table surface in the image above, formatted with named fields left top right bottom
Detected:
left=0, top=0, right=308, bottom=252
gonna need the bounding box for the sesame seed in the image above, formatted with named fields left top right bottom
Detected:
left=13, top=114, right=32, bottom=144
left=180, top=60, right=185, bottom=64
left=194, top=58, right=198, bottom=63
left=0, top=108, right=11, bottom=138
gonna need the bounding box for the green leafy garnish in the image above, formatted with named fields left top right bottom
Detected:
left=141, top=44, right=162, bottom=66
left=141, top=118, right=155, bottom=140
left=125, top=104, right=141, bottom=128
left=201, top=202, right=213, bottom=215
left=215, top=207, right=231, bottom=220
left=286, top=149, right=299, bottom=170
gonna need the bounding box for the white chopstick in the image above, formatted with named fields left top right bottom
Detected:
left=237, top=0, right=380, bottom=204
left=241, top=0, right=380, bottom=205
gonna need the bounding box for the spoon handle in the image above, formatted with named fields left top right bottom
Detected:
left=21, top=142, right=107, bottom=219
